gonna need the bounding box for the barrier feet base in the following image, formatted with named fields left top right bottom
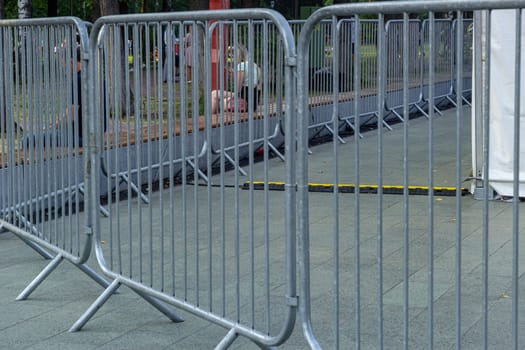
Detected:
left=215, top=329, right=277, bottom=350
left=16, top=254, right=64, bottom=301
left=69, top=279, right=121, bottom=332
left=130, top=287, right=184, bottom=323
left=77, top=263, right=112, bottom=289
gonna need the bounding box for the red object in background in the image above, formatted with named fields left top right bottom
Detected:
left=210, top=0, right=230, bottom=90
left=209, top=0, right=230, bottom=10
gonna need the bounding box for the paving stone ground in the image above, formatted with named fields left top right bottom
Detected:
left=1, top=106, right=524, bottom=349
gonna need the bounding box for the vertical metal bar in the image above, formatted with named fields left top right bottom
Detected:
left=157, top=22, right=165, bottom=292
left=297, top=13, right=322, bottom=350
left=190, top=20, right=200, bottom=307
left=231, top=22, right=241, bottom=323
left=263, top=20, right=271, bottom=334
left=60, top=25, right=67, bottom=247
left=428, top=12, right=435, bottom=350
left=402, top=12, right=410, bottom=350
left=151, top=23, right=159, bottom=290
left=10, top=26, right=18, bottom=226
left=27, top=27, right=38, bottom=236
left=204, top=19, right=213, bottom=314
left=353, top=13, right=362, bottom=350
left=0, top=28, right=5, bottom=217
left=42, top=25, right=53, bottom=244
left=247, top=20, right=256, bottom=329
left=216, top=22, right=227, bottom=317
left=0, top=28, right=4, bottom=216
left=169, top=21, right=176, bottom=297
left=181, top=22, right=188, bottom=302
left=73, top=25, right=82, bottom=253
left=377, top=14, right=385, bottom=350
left=481, top=10, right=492, bottom=350
left=330, top=14, right=341, bottom=350
left=283, top=15, right=298, bottom=350
left=157, top=20, right=165, bottom=291
left=102, top=27, right=114, bottom=270
left=512, top=9, right=521, bottom=350
left=473, top=12, right=485, bottom=196
left=454, top=12, right=465, bottom=350
left=144, top=23, right=152, bottom=288
left=2, top=27, right=10, bottom=222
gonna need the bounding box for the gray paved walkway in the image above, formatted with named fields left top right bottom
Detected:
left=1, top=106, right=524, bottom=349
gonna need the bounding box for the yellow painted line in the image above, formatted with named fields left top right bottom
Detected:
left=242, top=182, right=468, bottom=196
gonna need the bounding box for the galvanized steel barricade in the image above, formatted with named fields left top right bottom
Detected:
left=290, top=18, right=381, bottom=145
left=291, top=19, right=344, bottom=144
left=74, top=9, right=297, bottom=349
left=209, top=19, right=286, bottom=173
left=420, top=18, right=455, bottom=116
left=297, top=1, right=524, bottom=349
left=384, top=19, right=423, bottom=126
left=0, top=17, right=109, bottom=303
left=454, top=18, right=474, bottom=106
left=337, top=19, right=381, bottom=137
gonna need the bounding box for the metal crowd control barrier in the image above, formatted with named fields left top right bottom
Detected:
left=453, top=18, right=474, bottom=106
left=95, top=19, right=209, bottom=211
left=0, top=17, right=109, bottom=303
left=297, top=1, right=524, bottom=349
left=290, top=19, right=381, bottom=145
left=337, top=18, right=381, bottom=137
left=291, top=19, right=345, bottom=144
left=74, top=9, right=297, bottom=349
left=420, top=18, right=454, bottom=116
left=384, top=19, right=422, bottom=125
left=208, top=19, right=286, bottom=174
left=292, top=16, right=461, bottom=144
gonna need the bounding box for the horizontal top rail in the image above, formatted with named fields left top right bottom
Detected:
left=89, top=9, right=296, bottom=62
left=308, top=0, right=525, bottom=18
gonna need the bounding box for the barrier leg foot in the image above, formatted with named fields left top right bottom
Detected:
left=215, top=329, right=238, bottom=350
left=77, top=184, right=109, bottom=217
left=16, top=254, right=64, bottom=300
left=77, top=263, right=112, bottom=289
left=120, top=174, right=150, bottom=204
left=433, top=104, right=443, bottom=116
left=186, top=159, right=209, bottom=184
left=342, top=119, right=363, bottom=138
left=268, top=142, right=285, bottom=161
left=381, top=118, right=393, bottom=131
left=215, top=330, right=277, bottom=350
left=69, top=279, right=121, bottom=332
left=254, top=341, right=277, bottom=350
left=223, top=152, right=247, bottom=176
left=324, top=124, right=346, bottom=144
left=446, top=95, right=458, bottom=107
left=415, top=103, right=429, bottom=119
left=131, top=287, right=184, bottom=323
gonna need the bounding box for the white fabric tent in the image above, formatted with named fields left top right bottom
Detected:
left=472, top=10, right=525, bottom=197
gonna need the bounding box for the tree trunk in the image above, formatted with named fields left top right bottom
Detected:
left=100, top=0, right=120, bottom=16
left=92, top=0, right=101, bottom=21
left=18, top=0, right=32, bottom=19
left=0, top=0, right=5, bottom=19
